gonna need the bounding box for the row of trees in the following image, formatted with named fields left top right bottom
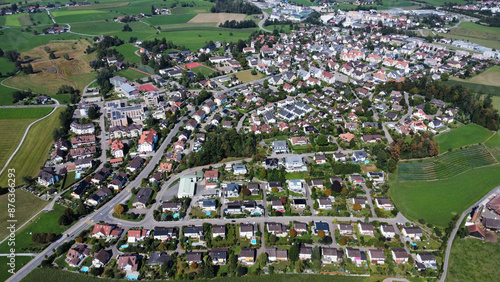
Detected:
left=219, top=20, right=257, bottom=29
left=209, top=0, right=261, bottom=15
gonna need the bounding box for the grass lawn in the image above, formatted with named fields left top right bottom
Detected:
left=235, top=70, right=264, bottom=83
left=0, top=28, right=86, bottom=53
left=61, top=171, right=79, bottom=190
left=191, top=65, right=216, bottom=77
left=115, top=68, right=148, bottom=81
left=448, top=237, right=500, bottom=282
left=446, top=23, right=500, bottom=50
left=17, top=13, right=32, bottom=26
left=5, top=13, right=24, bottom=26
left=0, top=107, right=64, bottom=187
left=114, top=43, right=140, bottom=64
left=461, top=66, right=500, bottom=87
left=0, top=189, right=46, bottom=240
left=0, top=57, right=16, bottom=74
left=0, top=204, right=67, bottom=254
left=0, top=107, right=53, bottom=119
left=0, top=255, right=33, bottom=281
left=390, top=165, right=500, bottom=227
left=0, top=78, right=19, bottom=105
left=285, top=171, right=307, bottom=180
left=153, top=29, right=255, bottom=51
left=435, top=123, right=493, bottom=153
left=492, top=96, right=500, bottom=112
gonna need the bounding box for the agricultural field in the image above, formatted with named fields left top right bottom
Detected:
left=0, top=256, right=32, bottom=281
left=450, top=66, right=500, bottom=88
left=143, top=13, right=197, bottom=25
left=397, top=145, right=497, bottom=181
left=155, top=29, right=255, bottom=50
left=30, top=11, right=54, bottom=25
left=0, top=107, right=64, bottom=187
left=51, top=9, right=117, bottom=23
left=390, top=164, right=500, bottom=227
left=0, top=204, right=68, bottom=254
left=4, top=40, right=97, bottom=95
left=444, top=22, right=500, bottom=50
left=448, top=238, right=500, bottom=282
left=0, top=190, right=46, bottom=241
left=444, top=79, right=500, bottom=96
left=188, top=13, right=247, bottom=26
left=435, top=123, right=493, bottom=153
left=115, top=68, right=149, bottom=81
left=0, top=107, right=53, bottom=168
left=235, top=69, right=265, bottom=83
left=0, top=28, right=85, bottom=52
left=5, top=13, right=24, bottom=26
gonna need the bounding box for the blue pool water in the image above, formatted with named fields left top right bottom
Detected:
left=254, top=213, right=261, bottom=216
left=173, top=213, right=179, bottom=218
left=206, top=212, right=211, bottom=216
left=81, top=266, right=89, bottom=272
left=119, top=244, right=128, bottom=249
left=75, top=172, right=81, bottom=179
left=126, top=275, right=139, bottom=280
left=251, top=239, right=257, bottom=244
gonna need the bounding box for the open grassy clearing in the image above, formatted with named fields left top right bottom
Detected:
left=114, top=44, right=141, bottom=64
left=486, top=131, right=500, bottom=162
left=415, top=0, right=466, bottom=5
left=67, top=2, right=130, bottom=11
left=397, top=145, right=497, bottom=181
left=0, top=107, right=64, bottom=187
left=492, top=96, right=500, bottom=112
left=436, top=123, right=493, bottom=153
left=0, top=190, right=46, bottom=240
left=0, top=28, right=87, bottom=52
left=191, top=65, right=217, bottom=77
left=390, top=164, right=500, bottom=227
left=0, top=107, right=53, bottom=119
left=115, top=68, right=148, bottom=81
left=235, top=70, right=265, bottom=83
left=4, top=40, right=96, bottom=95
left=454, top=66, right=500, bottom=87
left=0, top=57, right=16, bottom=75
left=0, top=119, right=39, bottom=170
left=0, top=204, right=67, bottom=254
left=51, top=9, right=108, bottom=17
left=0, top=78, right=17, bottom=105
left=5, top=13, right=24, bottom=26
left=155, top=29, right=255, bottom=50
left=143, top=13, right=197, bottom=25
left=188, top=13, right=247, bottom=25
left=17, top=13, right=32, bottom=26
left=448, top=238, right=500, bottom=282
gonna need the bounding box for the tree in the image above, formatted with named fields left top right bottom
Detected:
left=271, top=186, right=279, bottom=193
left=318, top=230, right=325, bottom=239
left=22, top=175, right=35, bottom=186
left=258, top=252, right=268, bottom=267
left=114, top=204, right=124, bottom=217
left=88, top=106, right=99, bottom=119
left=353, top=203, right=362, bottom=211
left=295, top=259, right=304, bottom=273
left=325, top=189, right=332, bottom=197
left=63, top=53, right=70, bottom=60
left=122, top=24, right=132, bottom=32
left=289, top=244, right=299, bottom=262
left=190, top=262, right=198, bottom=269
left=49, top=51, right=56, bottom=60
left=280, top=196, right=287, bottom=205
left=242, top=187, right=251, bottom=196
left=289, top=228, right=297, bottom=237
left=339, top=237, right=347, bottom=245
left=316, top=135, right=328, bottom=146
left=236, top=265, right=248, bottom=277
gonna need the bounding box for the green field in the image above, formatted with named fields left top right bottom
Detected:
left=0, top=108, right=53, bottom=169
left=0, top=189, right=46, bottom=240
left=158, top=29, right=255, bottom=50
left=0, top=256, right=33, bottom=281
left=235, top=70, right=264, bottom=83
left=191, top=65, right=217, bottom=77
left=436, top=124, right=493, bottom=153
left=51, top=10, right=108, bottom=17
left=448, top=238, right=500, bottom=282
left=445, top=22, right=500, bottom=50
left=51, top=9, right=117, bottom=23
left=30, top=12, right=53, bottom=25
left=444, top=79, right=500, bottom=96
left=486, top=131, right=500, bottom=162
left=390, top=165, right=500, bottom=227
left=5, top=13, right=24, bottom=26
left=114, top=43, right=141, bottom=64
left=0, top=107, right=64, bottom=187
left=396, top=145, right=497, bottom=181
left=20, top=268, right=367, bottom=282
left=0, top=28, right=85, bottom=52
left=0, top=204, right=67, bottom=254
left=0, top=78, right=17, bottom=105
left=143, top=13, right=197, bottom=25
left=0, top=57, right=16, bottom=75
left=115, top=68, right=148, bottom=81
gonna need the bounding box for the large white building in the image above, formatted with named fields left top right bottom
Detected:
left=177, top=175, right=197, bottom=198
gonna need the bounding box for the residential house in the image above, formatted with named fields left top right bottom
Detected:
left=391, top=248, right=409, bottom=264
left=239, top=224, right=254, bottom=239
left=322, top=247, right=340, bottom=264
left=317, top=198, right=333, bottom=210
left=299, top=246, right=313, bottom=260
left=154, top=227, right=177, bottom=241
left=132, top=188, right=153, bottom=209
left=238, top=248, right=256, bottom=265
left=91, top=223, right=123, bottom=239
left=369, top=249, right=385, bottom=265
left=138, top=129, right=158, bottom=153
left=402, top=227, right=423, bottom=240
left=358, top=223, right=375, bottom=236
left=346, top=247, right=365, bottom=266
left=233, top=165, right=247, bottom=175
left=93, top=249, right=111, bottom=268
left=210, top=248, right=228, bottom=265
left=375, top=197, right=394, bottom=211
left=380, top=225, right=396, bottom=238
left=338, top=223, right=353, bottom=236
left=267, top=247, right=288, bottom=262
left=127, top=229, right=149, bottom=243
left=314, top=221, right=330, bottom=236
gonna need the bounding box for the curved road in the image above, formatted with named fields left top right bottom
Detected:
left=439, top=186, right=500, bottom=282
left=0, top=105, right=63, bottom=176
left=258, top=11, right=272, bottom=33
